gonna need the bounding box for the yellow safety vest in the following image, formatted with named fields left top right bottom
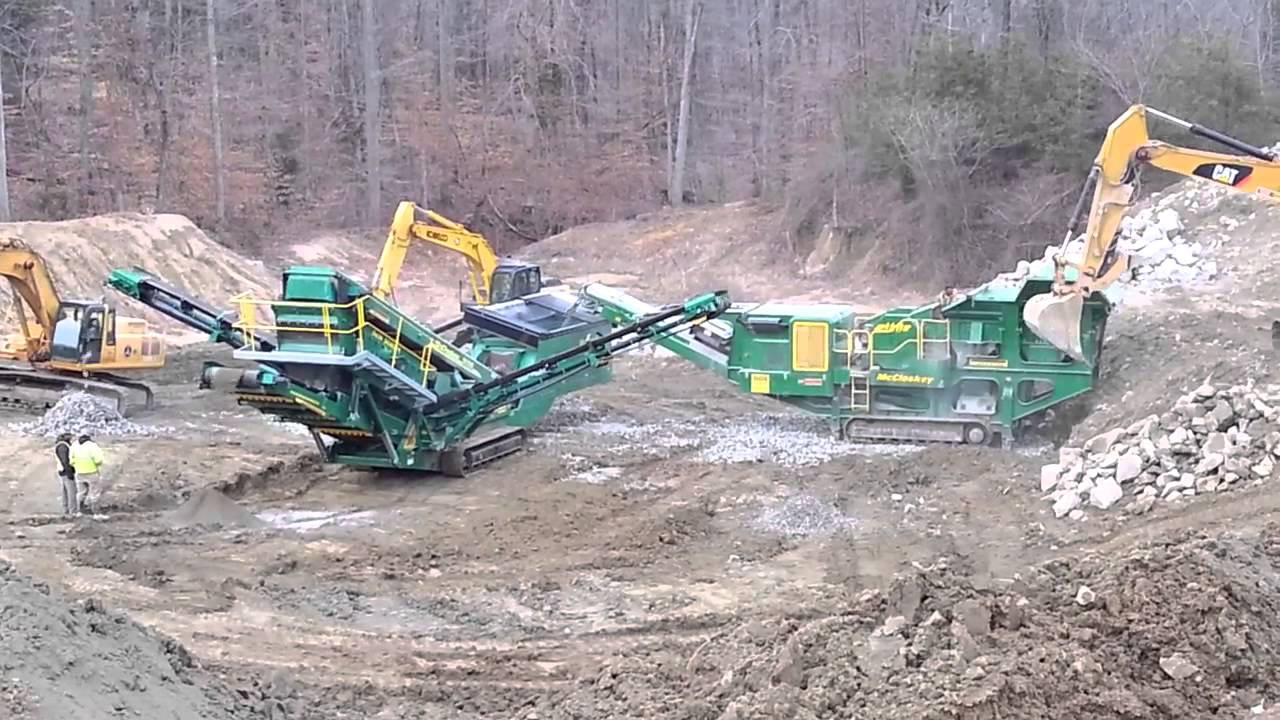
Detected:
left=70, top=441, right=105, bottom=474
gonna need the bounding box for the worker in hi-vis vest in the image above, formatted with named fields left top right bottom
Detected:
left=70, top=433, right=106, bottom=515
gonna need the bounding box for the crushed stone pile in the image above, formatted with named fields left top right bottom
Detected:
left=697, top=415, right=919, bottom=466
left=579, top=414, right=919, bottom=468
left=166, top=488, right=266, bottom=530
left=994, top=178, right=1239, bottom=301
left=0, top=560, right=269, bottom=720
left=546, top=526, right=1280, bottom=719
left=749, top=493, right=858, bottom=539
left=8, top=391, right=164, bottom=438
left=1041, top=381, right=1280, bottom=520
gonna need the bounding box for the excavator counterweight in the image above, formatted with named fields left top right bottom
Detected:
left=1025, top=104, right=1280, bottom=360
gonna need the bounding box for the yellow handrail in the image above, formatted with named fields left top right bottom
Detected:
left=861, top=318, right=952, bottom=363
left=228, top=293, right=440, bottom=380
left=321, top=304, right=333, bottom=354
left=420, top=344, right=433, bottom=385
left=391, top=315, right=404, bottom=367
left=916, top=318, right=951, bottom=359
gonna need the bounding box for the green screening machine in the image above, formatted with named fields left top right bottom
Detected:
left=583, top=266, right=1109, bottom=448
left=107, top=265, right=729, bottom=475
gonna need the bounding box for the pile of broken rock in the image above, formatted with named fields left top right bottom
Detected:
left=1041, top=381, right=1280, bottom=520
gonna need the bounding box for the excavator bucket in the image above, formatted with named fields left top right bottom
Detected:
left=1023, top=293, right=1086, bottom=363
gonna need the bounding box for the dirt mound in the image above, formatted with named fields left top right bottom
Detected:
left=0, top=212, right=274, bottom=341
left=525, top=202, right=918, bottom=308
left=549, top=526, right=1280, bottom=719
left=283, top=231, right=481, bottom=325
left=166, top=488, right=266, bottom=529
left=0, top=560, right=265, bottom=720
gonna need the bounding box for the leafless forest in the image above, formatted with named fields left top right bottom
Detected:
left=1, top=0, right=1278, bottom=280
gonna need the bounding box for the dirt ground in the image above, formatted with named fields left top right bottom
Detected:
left=3, top=180, right=1280, bottom=719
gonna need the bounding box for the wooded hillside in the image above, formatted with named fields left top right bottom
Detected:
left=0, top=0, right=1277, bottom=282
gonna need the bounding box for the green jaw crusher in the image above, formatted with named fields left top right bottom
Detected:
left=583, top=266, right=1109, bottom=448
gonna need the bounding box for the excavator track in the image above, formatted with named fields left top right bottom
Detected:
left=440, top=427, right=528, bottom=477
left=0, top=367, right=151, bottom=417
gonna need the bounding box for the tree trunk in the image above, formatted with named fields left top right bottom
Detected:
left=156, top=0, right=174, bottom=206
left=206, top=0, right=227, bottom=225
left=660, top=20, right=673, bottom=193
left=670, top=0, right=701, bottom=207
left=298, top=0, right=311, bottom=200
left=0, top=60, right=10, bottom=222
left=995, top=0, right=1012, bottom=37
left=362, top=0, right=381, bottom=223
left=437, top=0, right=453, bottom=109
left=758, top=0, right=773, bottom=197
left=73, top=0, right=94, bottom=207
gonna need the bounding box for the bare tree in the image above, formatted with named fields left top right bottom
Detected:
left=670, top=0, right=702, bottom=207
left=362, top=0, right=381, bottom=223
left=0, top=57, right=9, bottom=222
left=73, top=0, right=94, bottom=207
left=207, top=0, right=227, bottom=225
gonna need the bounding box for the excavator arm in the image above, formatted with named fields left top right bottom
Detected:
left=1025, top=105, right=1280, bottom=361
left=370, top=201, right=501, bottom=305
left=0, top=239, right=64, bottom=360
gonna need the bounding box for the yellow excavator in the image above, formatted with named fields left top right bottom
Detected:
left=369, top=201, right=559, bottom=306
left=0, top=239, right=165, bottom=414
left=1025, top=104, right=1280, bottom=360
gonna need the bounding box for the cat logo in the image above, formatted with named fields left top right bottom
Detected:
left=872, top=320, right=914, bottom=335
left=1211, top=164, right=1241, bottom=185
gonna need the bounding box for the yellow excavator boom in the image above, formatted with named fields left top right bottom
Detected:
left=1025, top=105, right=1280, bottom=360
left=371, top=201, right=501, bottom=305
left=0, top=239, right=66, bottom=360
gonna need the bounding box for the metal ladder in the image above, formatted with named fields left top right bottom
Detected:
left=848, top=329, right=871, bottom=412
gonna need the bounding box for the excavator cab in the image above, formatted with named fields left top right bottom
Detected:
left=48, top=300, right=165, bottom=369
left=488, top=262, right=544, bottom=305
left=50, top=301, right=107, bottom=364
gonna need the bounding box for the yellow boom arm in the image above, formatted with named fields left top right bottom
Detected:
left=0, top=239, right=65, bottom=359
left=1025, top=105, right=1280, bottom=361
left=370, top=201, right=501, bottom=305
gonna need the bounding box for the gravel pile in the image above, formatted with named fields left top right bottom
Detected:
left=165, top=488, right=267, bottom=530
left=697, top=415, right=920, bottom=467
left=748, top=493, right=858, bottom=538
left=1041, top=380, right=1280, bottom=520
left=9, top=392, right=165, bottom=438
left=579, top=419, right=703, bottom=452
left=580, top=414, right=920, bottom=468
left=262, top=416, right=311, bottom=437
